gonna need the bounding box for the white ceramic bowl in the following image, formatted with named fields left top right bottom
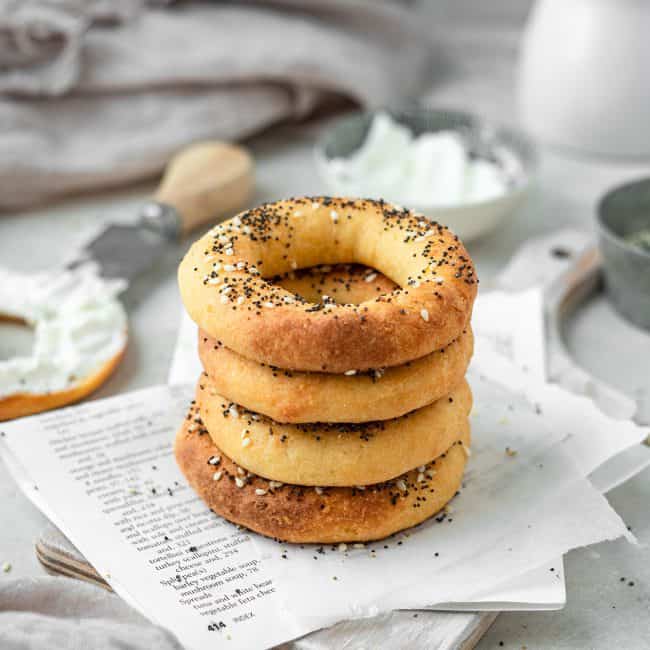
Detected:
left=315, top=108, right=537, bottom=242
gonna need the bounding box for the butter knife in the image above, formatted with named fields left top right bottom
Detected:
left=66, top=141, right=254, bottom=283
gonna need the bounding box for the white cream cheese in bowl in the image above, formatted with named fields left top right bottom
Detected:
left=0, top=263, right=127, bottom=401
left=316, top=109, right=536, bottom=242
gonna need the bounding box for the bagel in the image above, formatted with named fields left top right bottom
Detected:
left=0, top=266, right=127, bottom=422
left=198, top=264, right=473, bottom=423
left=178, top=197, right=477, bottom=372
left=194, top=377, right=472, bottom=486
left=175, top=408, right=470, bottom=543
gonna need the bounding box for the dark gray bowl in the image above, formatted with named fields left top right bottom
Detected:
left=597, top=178, right=650, bottom=330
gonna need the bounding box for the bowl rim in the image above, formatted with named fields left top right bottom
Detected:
left=597, top=176, right=650, bottom=262
left=314, top=105, right=538, bottom=211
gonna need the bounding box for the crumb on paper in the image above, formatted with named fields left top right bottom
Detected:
left=505, top=446, right=518, bottom=457
left=2, top=562, right=11, bottom=573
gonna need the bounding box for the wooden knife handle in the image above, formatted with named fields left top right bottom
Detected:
left=154, top=141, right=254, bottom=235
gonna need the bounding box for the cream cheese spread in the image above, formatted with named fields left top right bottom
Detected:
left=0, top=264, right=127, bottom=398
left=327, top=112, right=515, bottom=207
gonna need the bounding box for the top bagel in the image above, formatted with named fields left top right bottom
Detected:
left=178, top=197, right=477, bottom=372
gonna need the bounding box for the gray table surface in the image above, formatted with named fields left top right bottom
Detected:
left=1, top=2, right=650, bottom=647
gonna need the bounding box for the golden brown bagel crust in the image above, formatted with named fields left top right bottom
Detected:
left=199, top=330, right=472, bottom=423
left=195, top=378, right=472, bottom=486
left=175, top=411, right=470, bottom=543
left=198, top=264, right=474, bottom=423
left=0, top=345, right=126, bottom=422
left=178, top=197, right=477, bottom=372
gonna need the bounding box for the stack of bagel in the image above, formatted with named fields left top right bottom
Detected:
left=176, top=197, right=477, bottom=543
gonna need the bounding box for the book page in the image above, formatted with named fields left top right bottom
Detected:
left=0, top=385, right=302, bottom=650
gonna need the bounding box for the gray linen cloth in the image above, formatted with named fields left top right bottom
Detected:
left=0, top=0, right=433, bottom=209
left=0, top=576, right=183, bottom=649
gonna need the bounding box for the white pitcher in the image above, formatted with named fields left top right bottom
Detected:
left=518, top=0, right=650, bottom=157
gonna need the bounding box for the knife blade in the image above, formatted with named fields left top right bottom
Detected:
left=66, top=203, right=180, bottom=284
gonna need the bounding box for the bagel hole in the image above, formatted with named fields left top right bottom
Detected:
left=274, top=263, right=396, bottom=305
left=0, top=316, right=35, bottom=361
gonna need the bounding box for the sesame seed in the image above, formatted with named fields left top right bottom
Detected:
left=233, top=216, right=242, bottom=226
left=294, top=211, right=303, bottom=217
left=212, top=471, right=222, bottom=481
left=417, top=465, right=426, bottom=472
left=290, top=260, right=298, bottom=269
left=237, top=296, right=245, bottom=305
left=344, top=369, right=357, bottom=376
left=315, top=487, right=324, bottom=495
left=353, top=543, right=365, bottom=549
left=213, top=263, right=221, bottom=271
left=269, top=480, right=283, bottom=489
left=255, top=488, right=267, bottom=496
left=235, top=477, right=245, bottom=488
left=220, top=295, right=229, bottom=304
left=242, top=438, right=252, bottom=448
left=264, top=301, right=275, bottom=308
left=330, top=210, right=339, bottom=222
left=364, top=272, right=377, bottom=283
left=338, top=543, right=348, bottom=552
left=225, top=248, right=234, bottom=256
left=417, top=473, right=425, bottom=483
left=228, top=405, right=239, bottom=419
left=462, top=444, right=472, bottom=457
left=208, top=455, right=221, bottom=465
left=312, top=202, right=320, bottom=209
left=237, top=467, right=246, bottom=476
left=420, top=309, right=429, bottom=322
left=208, top=277, right=221, bottom=285
left=397, top=479, right=407, bottom=492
